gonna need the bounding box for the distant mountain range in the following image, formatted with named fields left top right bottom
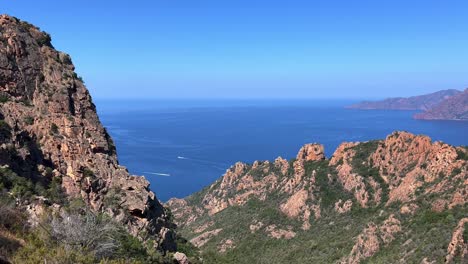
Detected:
left=414, top=89, right=468, bottom=120
left=348, top=89, right=467, bottom=121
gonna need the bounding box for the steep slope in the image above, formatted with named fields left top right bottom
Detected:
left=414, top=89, right=468, bottom=120
left=167, top=132, right=468, bottom=263
left=347, top=89, right=461, bottom=110
left=0, top=14, right=176, bottom=252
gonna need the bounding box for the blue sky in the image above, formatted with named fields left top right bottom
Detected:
left=2, top=0, right=468, bottom=99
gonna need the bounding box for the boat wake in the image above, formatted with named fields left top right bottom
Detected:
left=142, top=172, right=171, bottom=177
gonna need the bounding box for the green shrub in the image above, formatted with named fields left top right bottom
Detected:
left=24, top=116, right=34, bottom=125
left=112, top=228, right=148, bottom=260
left=0, top=95, right=9, bottom=103
left=20, top=98, right=33, bottom=107
left=0, top=120, right=11, bottom=140
left=176, top=235, right=200, bottom=259
left=0, top=167, right=35, bottom=199
left=13, top=232, right=96, bottom=264
left=456, top=148, right=468, bottom=161
left=0, top=167, right=65, bottom=203
left=13, top=210, right=166, bottom=263
left=50, top=123, right=59, bottom=134
left=451, top=167, right=462, bottom=177
left=37, top=32, right=52, bottom=47
left=46, top=176, right=66, bottom=204
left=83, top=167, right=95, bottom=179
left=415, top=210, right=450, bottom=225
left=102, top=187, right=123, bottom=212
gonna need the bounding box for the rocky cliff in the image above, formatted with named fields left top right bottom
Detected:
left=347, top=89, right=461, bottom=111
left=414, top=89, right=468, bottom=120
left=167, top=131, right=468, bottom=263
left=0, top=15, right=176, bottom=252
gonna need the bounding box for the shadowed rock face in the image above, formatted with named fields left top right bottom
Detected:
left=0, top=15, right=176, bottom=251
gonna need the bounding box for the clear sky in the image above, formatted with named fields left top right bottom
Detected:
left=2, top=0, right=468, bottom=99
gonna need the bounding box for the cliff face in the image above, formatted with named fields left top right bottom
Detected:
left=167, top=132, right=467, bottom=263
left=347, top=89, right=461, bottom=111
left=0, top=15, right=176, bottom=251
left=414, top=89, right=468, bottom=120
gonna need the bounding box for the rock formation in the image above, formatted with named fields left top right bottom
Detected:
left=0, top=15, right=176, bottom=251
left=167, top=131, right=467, bottom=263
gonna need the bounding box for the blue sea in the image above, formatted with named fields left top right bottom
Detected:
left=96, top=99, right=468, bottom=202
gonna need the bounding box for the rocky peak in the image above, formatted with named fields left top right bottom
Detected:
left=0, top=15, right=176, bottom=251
left=296, top=143, right=325, bottom=162
left=168, top=131, right=467, bottom=262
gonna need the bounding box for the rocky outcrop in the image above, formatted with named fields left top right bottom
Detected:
left=445, top=218, right=468, bottom=263
left=296, top=143, right=326, bottom=162
left=249, top=220, right=264, bottom=233
left=173, top=252, right=190, bottom=264
left=340, top=215, right=401, bottom=264
left=167, top=143, right=327, bottom=231
left=265, top=224, right=296, bottom=239
left=370, top=132, right=466, bottom=206
left=190, top=228, right=223, bottom=248
left=0, top=15, right=176, bottom=251
left=335, top=199, right=353, bottom=214
left=168, top=131, right=467, bottom=262
left=330, top=141, right=382, bottom=207
left=415, top=88, right=468, bottom=121
left=218, top=239, right=235, bottom=252
left=347, top=89, right=461, bottom=111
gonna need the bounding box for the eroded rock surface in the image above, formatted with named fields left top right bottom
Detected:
left=340, top=215, right=401, bottom=264
left=0, top=15, right=175, bottom=251
left=445, top=218, right=468, bottom=263
left=168, top=131, right=467, bottom=261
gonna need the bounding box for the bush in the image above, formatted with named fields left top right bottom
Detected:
left=0, top=120, right=11, bottom=140
left=46, top=176, right=66, bottom=204
left=37, top=32, right=52, bottom=47
left=24, top=116, right=34, bottom=125
left=456, top=148, right=468, bottom=161
left=0, top=95, right=9, bottom=103
left=0, top=199, right=27, bottom=232
left=49, top=210, right=119, bottom=259
left=176, top=235, right=200, bottom=259
left=0, top=167, right=66, bottom=203
left=83, top=167, right=95, bottom=179
left=13, top=209, right=166, bottom=263
left=0, top=167, right=35, bottom=199
left=13, top=232, right=96, bottom=264
left=451, top=167, right=462, bottom=177
left=102, top=187, right=123, bottom=212
left=50, top=123, right=59, bottom=134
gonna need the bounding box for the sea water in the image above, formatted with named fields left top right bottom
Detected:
left=96, top=99, right=468, bottom=201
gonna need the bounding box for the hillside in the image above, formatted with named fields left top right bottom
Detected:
left=347, top=89, right=461, bottom=111
left=167, top=131, right=468, bottom=263
left=0, top=15, right=197, bottom=263
left=415, top=89, right=468, bottom=121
